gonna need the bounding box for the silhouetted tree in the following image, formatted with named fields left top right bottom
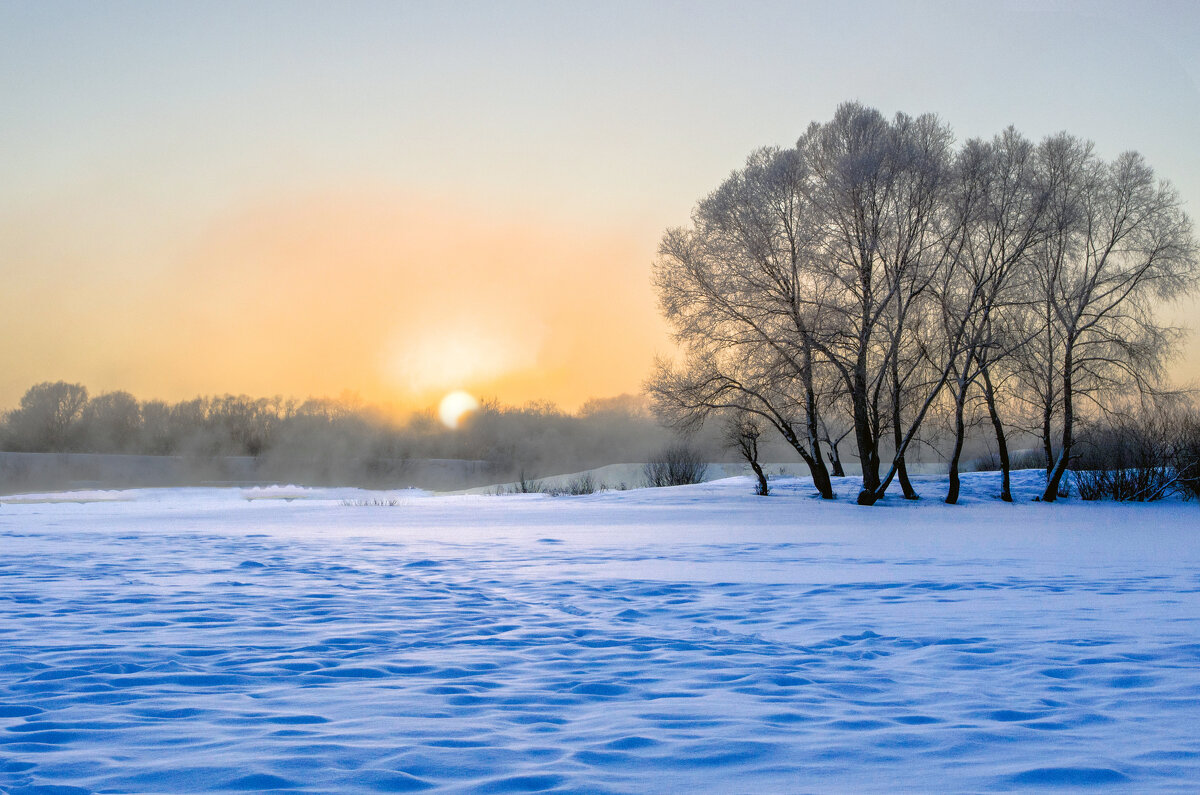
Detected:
left=80, top=391, right=141, bottom=453
left=4, top=381, right=89, bottom=451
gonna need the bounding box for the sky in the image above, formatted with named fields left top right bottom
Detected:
left=2, top=0, right=1198, bottom=414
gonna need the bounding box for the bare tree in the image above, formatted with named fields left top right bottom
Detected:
left=938, top=129, right=1050, bottom=503
left=723, top=414, right=769, bottom=496
left=80, top=391, right=142, bottom=453
left=975, top=311, right=1032, bottom=502
left=650, top=145, right=836, bottom=498
left=816, top=408, right=852, bottom=477
left=1032, top=136, right=1198, bottom=501
left=3, top=381, right=89, bottom=452
left=799, top=103, right=968, bottom=504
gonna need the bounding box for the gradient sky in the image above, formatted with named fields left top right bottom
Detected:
left=2, top=0, right=1198, bottom=413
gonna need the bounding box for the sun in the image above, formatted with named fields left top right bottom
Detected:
left=438, top=390, right=479, bottom=429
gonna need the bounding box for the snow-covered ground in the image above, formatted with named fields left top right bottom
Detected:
left=1, top=470, right=1198, bottom=793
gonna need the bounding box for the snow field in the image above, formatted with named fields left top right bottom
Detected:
left=1, top=470, right=1199, bottom=792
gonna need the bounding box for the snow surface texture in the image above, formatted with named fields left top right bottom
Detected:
left=1, top=471, right=1198, bottom=793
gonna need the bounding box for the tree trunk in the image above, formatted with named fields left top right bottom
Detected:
left=750, top=460, right=769, bottom=496
left=853, top=368, right=882, bottom=504
left=945, top=383, right=967, bottom=504
left=981, top=366, right=1012, bottom=502
left=1041, top=324, right=1055, bottom=474
left=892, top=429, right=917, bottom=499
left=802, top=343, right=835, bottom=500
left=788, top=444, right=833, bottom=500
left=1041, top=403, right=1054, bottom=474
left=1042, top=344, right=1074, bottom=502
left=827, top=439, right=845, bottom=477
left=891, top=359, right=918, bottom=500
left=853, top=404, right=882, bottom=504
left=855, top=441, right=882, bottom=505
left=743, top=438, right=769, bottom=497
left=782, top=430, right=834, bottom=501
left=809, top=457, right=834, bottom=500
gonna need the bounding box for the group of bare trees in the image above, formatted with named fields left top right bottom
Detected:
left=0, top=383, right=363, bottom=458
left=0, top=382, right=689, bottom=484
left=649, top=102, right=1198, bottom=505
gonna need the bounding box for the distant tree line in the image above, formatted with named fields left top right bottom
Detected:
left=650, top=102, right=1199, bottom=504
left=0, top=383, right=688, bottom=481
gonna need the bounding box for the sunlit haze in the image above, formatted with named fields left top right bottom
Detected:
left=438, top=390, right=479, bottom=429
left=3, top=1, right=1198, bottom=414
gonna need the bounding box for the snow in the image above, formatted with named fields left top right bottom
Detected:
left=1, top=470, right=1199, bottom=793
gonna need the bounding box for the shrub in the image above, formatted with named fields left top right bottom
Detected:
left=1011, top=448, right=1050, bottom=471
left=1171, top=413, right=1200, bottom=501
left=1071, top=413, right=1173, bottom=501
left=512, top=470, right=541, bottom=493
left=966, top=451, right=1000, bottom=472
left=643, top=444, right=707, bottom=487
left=494, top=470, right=543, bottom=495
left=540, top=472, right=600, bottom=497
left=1073, top=466, right=1169, bottom=502
left=499, top=470, right=601, bottom=497
left=969, top=448, right=1047, bottom=473
left=565, top=472, right=597, bottom=496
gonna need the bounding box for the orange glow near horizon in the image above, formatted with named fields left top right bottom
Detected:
left=2, top=185, right=1198, bottom=416
left=0, top=189, right=671, bottom=415
left=1, top=186, right=1197, bottom=416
